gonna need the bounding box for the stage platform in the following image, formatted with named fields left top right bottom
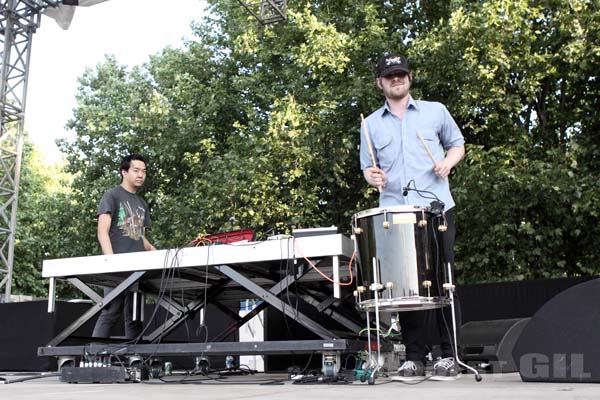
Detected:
left=37, top=234, right=362, bottom=365
left=1, top=372, right=598, bottom=399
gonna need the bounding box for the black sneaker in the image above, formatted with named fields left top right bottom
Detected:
left=431, top=357, right=460, bottom=381
left=392, top=360, right=425, bottom=382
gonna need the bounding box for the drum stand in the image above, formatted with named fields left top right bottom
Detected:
left=361, top=259, right=482, bottom=383
left=358, top=257, right=385, bottom=385
left=445, top=262, right=482, bottom=382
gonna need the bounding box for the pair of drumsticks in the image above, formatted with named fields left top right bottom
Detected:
left=360, top=114, right=437, bottom=192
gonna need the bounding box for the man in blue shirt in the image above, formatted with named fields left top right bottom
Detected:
left=360, top=54, right=465, bottom=381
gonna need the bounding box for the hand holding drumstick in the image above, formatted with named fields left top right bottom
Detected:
left=416, top=129, right=456, bottom=179
left=361, top=114, right=385, bottom=191
left=363, top=166, right=387, bottom=190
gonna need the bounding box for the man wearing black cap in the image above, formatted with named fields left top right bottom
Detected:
left=360, top=54, right=465, bottom=381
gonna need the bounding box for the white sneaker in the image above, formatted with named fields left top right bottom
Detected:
left=392, top=360, right=425, bottom=382
left=431, top=357, right=461, bottom=381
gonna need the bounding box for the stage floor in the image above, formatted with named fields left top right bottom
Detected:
left=1, top=372, right=598, bottom=399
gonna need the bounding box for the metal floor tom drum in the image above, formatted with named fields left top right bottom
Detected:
left=352, top=205, right=450, bottom=312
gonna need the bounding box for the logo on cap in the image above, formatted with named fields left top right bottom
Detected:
left=386, top=56, right=403, bottom=66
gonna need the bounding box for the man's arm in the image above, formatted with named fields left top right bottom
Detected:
left=97, top=213, right=114, bottom=255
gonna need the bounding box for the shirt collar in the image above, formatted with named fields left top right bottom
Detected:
left=381, top=95, right=418, bottom=117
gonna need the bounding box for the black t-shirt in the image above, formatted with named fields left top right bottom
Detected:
left=97, top=185, right=151, bottom=254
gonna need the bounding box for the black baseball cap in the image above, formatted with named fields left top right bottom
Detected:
left=377, top=54, right=411, bottom=77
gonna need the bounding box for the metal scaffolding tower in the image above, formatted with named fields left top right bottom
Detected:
left=238, top=0, right=286, bottom=25
left=0, top=0, right=57, bottom=302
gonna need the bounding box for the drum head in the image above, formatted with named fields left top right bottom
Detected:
left=353, top=205, right=430, bottom=220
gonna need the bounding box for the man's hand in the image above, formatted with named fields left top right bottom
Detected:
left=434, top=146, right=465, bottom=179
left=143, top=237, right=156, bottom=251
left=363, top=166, right=387, bottom=189
left=433, top=160, right=453, bottom=179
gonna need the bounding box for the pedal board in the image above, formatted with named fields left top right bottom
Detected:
left=60, top=366, right=133, bottom=383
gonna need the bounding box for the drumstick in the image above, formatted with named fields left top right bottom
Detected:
left=415, top=129, right=437, bottom=166
left=361, top=114, right=382, bottom=192
left=361, top=114, right=377, bottom=167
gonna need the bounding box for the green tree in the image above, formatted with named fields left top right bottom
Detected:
left=52, top=0, right=600, bottom=289
left=408, top=0, right=600, bottom=280
left=14, top=141, right=82, bottom=297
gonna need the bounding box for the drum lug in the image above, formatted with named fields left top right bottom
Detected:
left=369, top=283, right=384, bottom=291
left=422, top=280, right=432, bottom=288
left=438, top=224, right=448, bottom=232
left=354, top=227, right=363, bottom=234
left=382, top=220, right=390, bottom=229
left=357, top=285, right=367, bottom=302
left=418, top=220, right=428, bottom=228
left=353, top=290, right=362, bottom=304
left=443, top=283, right=455, bottom=291
left=385, top=282, right=394, bottom=299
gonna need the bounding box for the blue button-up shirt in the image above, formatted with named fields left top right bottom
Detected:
left=360, top=96, right=465, bottom=210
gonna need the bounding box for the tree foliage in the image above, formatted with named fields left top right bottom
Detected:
left=13, top=0, right=600, bottom=297
left=408, top=0, right=600, bottom=281
left=14, top=142, right=84, bottom=298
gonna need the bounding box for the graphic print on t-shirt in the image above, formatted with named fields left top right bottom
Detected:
left=116, top=200, right=145, bottom=240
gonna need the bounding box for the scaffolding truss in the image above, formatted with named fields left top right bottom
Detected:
left=238, top=0, right=286, bottom=25
left=0, top=0, right=57, bottom=302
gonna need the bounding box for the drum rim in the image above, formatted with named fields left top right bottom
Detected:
left=358, top=297, right=451, bottom=312
left=353, top=205, right=430, bottom=219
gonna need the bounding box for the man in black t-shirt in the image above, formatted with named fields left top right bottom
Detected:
left=92, top=153, right=156, bottom=339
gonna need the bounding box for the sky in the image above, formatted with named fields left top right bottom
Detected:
left=25, top=0, right=207, bottom=164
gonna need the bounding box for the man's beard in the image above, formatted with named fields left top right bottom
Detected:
left=386, top=87, right=409, bottom=100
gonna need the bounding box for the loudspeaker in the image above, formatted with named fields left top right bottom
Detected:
left=0, top=300, right=239, bottom=372
left=512, top=278, right=600, bottom=383
left=0, top=301, right=95, bottom=371
left=460, top=318, right=530, bottom=373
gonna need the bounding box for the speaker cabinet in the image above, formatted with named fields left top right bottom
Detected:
left=460, top=317, right=530, bottom=373
left=0, top=301, right=95, bottom=371
left=0, top=300, right=239, bottom=372
left=512, top=278, right=600, bottom=383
